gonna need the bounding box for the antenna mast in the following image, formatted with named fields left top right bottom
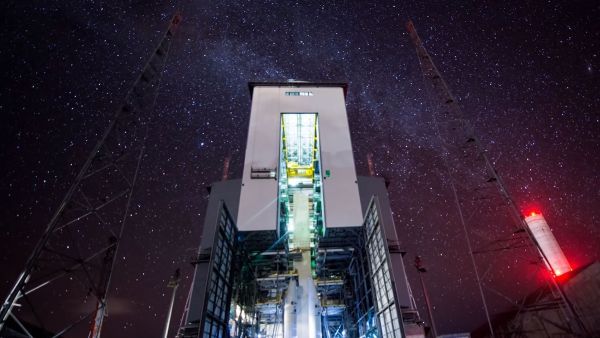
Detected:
left=406, top=19, right=587, bottom=336
left=0, top=13, right=182, bottom=337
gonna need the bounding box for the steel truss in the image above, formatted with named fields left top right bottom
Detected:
left=406, top=20, right=588, bottom=337
left=0, top=13, right=181, bottom=337
left=230, top=249, right=258, bottom=338
left=317, top=246, right=355, bottom=338
left=176, top=196, right=405, bottom=338
left=317, top=226, right=381, bottom=338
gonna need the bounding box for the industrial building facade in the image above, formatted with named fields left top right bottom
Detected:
left=178, top=82, right=423, bottom=338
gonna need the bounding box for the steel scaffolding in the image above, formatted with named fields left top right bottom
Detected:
left=406, top=19, right=588, bottom=337
left=0, top=13, right=181, bottom=337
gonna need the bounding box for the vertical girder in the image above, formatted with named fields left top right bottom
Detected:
left=0, top=13, right=181, bottom=337
left=406, top=19, right=588, bottom=337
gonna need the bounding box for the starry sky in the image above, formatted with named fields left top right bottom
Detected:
left=1, top=0, right=599, bottom=336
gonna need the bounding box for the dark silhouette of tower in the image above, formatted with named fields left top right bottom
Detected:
left=406, top=19, right=587, bottom=337
left=0, top=13, right=181, bottom=337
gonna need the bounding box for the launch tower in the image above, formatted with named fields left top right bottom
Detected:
left=178, top=82, right=423, bottom=338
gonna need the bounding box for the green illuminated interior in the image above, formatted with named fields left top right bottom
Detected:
left=278, top=113, right=324, bottom=274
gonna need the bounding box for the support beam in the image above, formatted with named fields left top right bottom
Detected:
left=0, top=12, right=182, bottom=336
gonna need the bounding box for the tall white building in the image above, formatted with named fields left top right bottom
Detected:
left=179, top=82, right=423, bottom=338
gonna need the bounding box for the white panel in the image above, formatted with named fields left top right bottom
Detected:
left=316, top=87, right=363, bottom=227
left=237, top=84, right=363, bottom=230
left=237, top=87, right=279, bottom=231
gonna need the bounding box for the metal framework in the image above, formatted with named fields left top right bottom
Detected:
left=317, top=227, right=371, bottom=338
left=176, top=175, right=417, bottom=338
left=177, top=195, right=405, bottom=338
left=315, top=228, right=360, bottom=338
left=229, top=248, right=258, bottom=338
left=363, top=199, right=404, bottom=338
left=178, top=202, right=247, bottom=338
left=88, top=237, right=118, bottom=338
left=162, top=269, right=181, bottom=338
left=406, top=20, right=587, bottom=337
left=347, top=242, right=378, bottom=338
left=0, top=13, right=181, bottom=337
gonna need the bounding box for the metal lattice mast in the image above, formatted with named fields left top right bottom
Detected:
left=162, top=269, right=181, bottom=338
left=87, top=236, right=117, bottom=338
left=0, top=13, right=182, bottom=337
left=414, top=256, right=438, bottom=338
left=405, top=20, right=587, bottom=336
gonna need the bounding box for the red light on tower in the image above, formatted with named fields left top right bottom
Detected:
left=523, top=212, right=572, bottom=277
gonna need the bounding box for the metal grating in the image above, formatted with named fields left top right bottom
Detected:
left=0, top=13, right=182, bottom=337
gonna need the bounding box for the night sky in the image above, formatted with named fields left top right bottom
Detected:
left=1, top=0, right=599, bottom=336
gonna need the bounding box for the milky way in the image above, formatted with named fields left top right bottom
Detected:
left=1, top=1, right=599, bottom=335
